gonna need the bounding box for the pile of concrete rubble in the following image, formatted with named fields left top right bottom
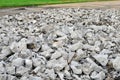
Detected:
left=0, top=8, right=120, bottom=80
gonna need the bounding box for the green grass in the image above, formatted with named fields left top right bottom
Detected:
left=0, top=0, right=112, bottom=8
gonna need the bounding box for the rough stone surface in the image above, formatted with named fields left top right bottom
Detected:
left=113, top=57, right=120, bottom=71
left=0, top=8, right=120, bottom=80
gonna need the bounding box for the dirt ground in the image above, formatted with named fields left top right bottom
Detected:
left=0, top=0, right=120, bottom=17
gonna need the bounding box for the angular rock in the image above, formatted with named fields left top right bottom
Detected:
left=51, top=51, right=62, bottom=59
left=112, top=57, right=120, bottom=71
left=12, top=58, right=24, bottom=67
left=86, top=58, right=103, bottom=72
left=0, top=62, right=5, bottom=74
left=16, top=66, right=29, bottom=75
left=25, top=59, right=32, bottom=69
left=69, top=41, right=83, bottom=51
left=0, top=46, right=12, bottom=59
left=91, top=71, right=105, bottom=80
left=45, top=69, right=56, bottom=80
left=47, top=57, right=68, bottom=71
left=6, top=66, right=16, bottom=74
left=82, top=63, right=93, bottom=75
left=70, top=61, right=82, bottom=74
left=74, top=49, right=86, bottom=61
left=93, top=54, right=108, bottom=66
left=56, top=71, right=64, bottom=80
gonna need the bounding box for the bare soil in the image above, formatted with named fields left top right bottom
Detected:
left=0, top=0, right=120, bottom=17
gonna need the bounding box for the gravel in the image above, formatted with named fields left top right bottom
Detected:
left=0, top=8, right=120, bottom=80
